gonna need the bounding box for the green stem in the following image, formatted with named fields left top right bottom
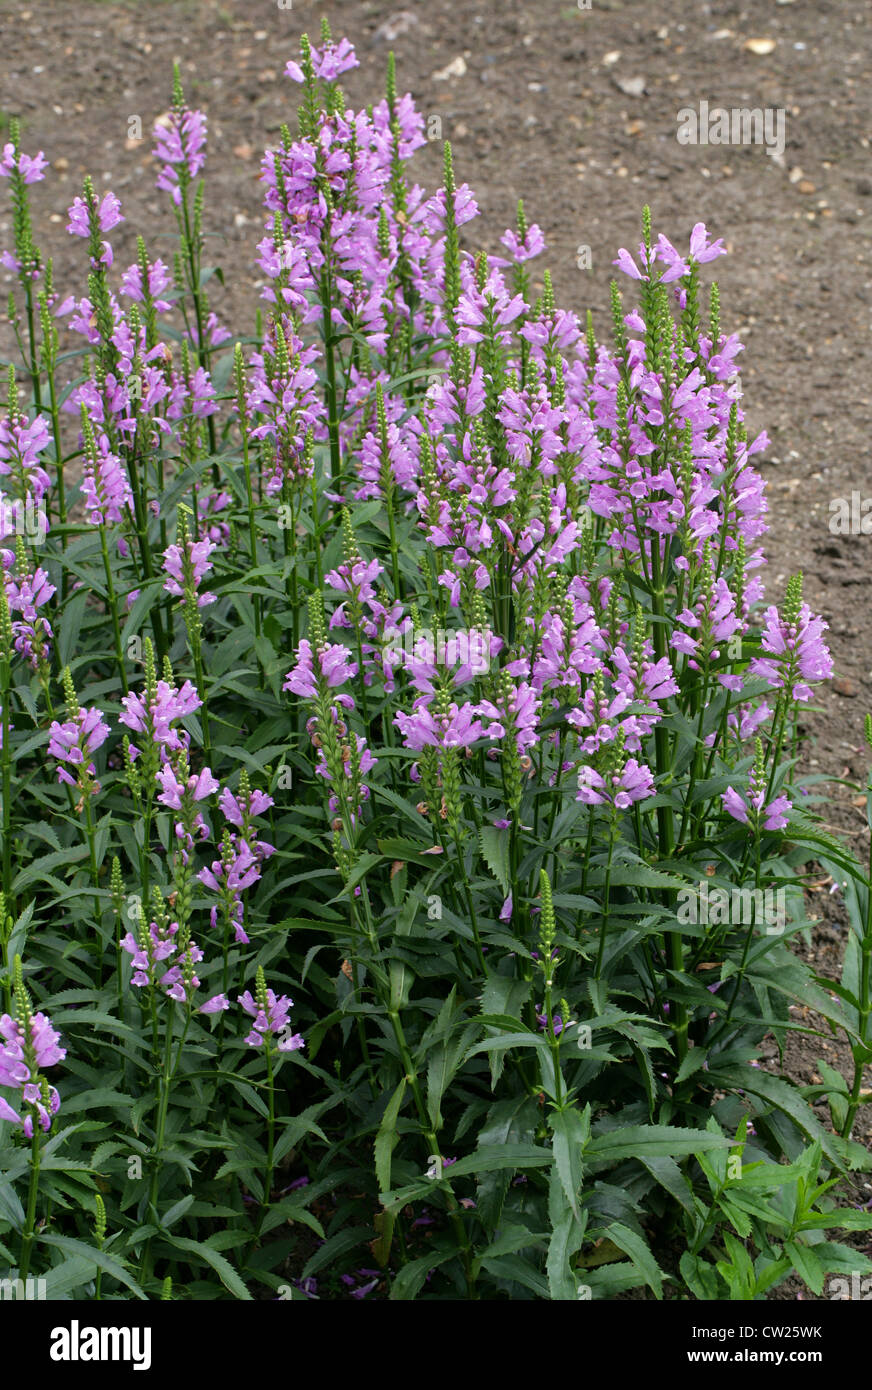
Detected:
left=320, top=269, right=342, bottom=489
left=452, top=831, right=487, bottom=976
left=45, top=348, right=66, bottom=530
left=99, top=525, right=129, bottom=696
left=594, top=817, right=616, bottom=980
left=649, top=540, right=687, bottom=1064
left=241, top=420, right=261, bottom=639
left=843, top=782, right=872, bottom=1138
left=724, top=841, right=762, bottom=1024
left=84, top=797, right=104, bottom=989
left=18, top=1126, right=41, bottom=1283
left=247, top=1043, right=276, bottom=1260
left=1, top=655, right=12, bottom=915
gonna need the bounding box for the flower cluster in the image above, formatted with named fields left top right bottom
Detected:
left=240, top=968, right=304, bottom=1053
left=0, top=963, right=65, bottom=1138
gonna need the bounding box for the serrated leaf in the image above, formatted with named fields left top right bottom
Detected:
left=478, top=824, right=510, bottom=893
left=38, top=1233, right=145, bottom=1298
left=374, top=1078, right=407, bottom=1198
left=586, top=1125, right=731, bottom=1166
left=165, top=1235, right=253, bottom=1299
left=784, top=1240, right=825, bottom=1295
left=389, top=1248, right=456, bottom=1301
left=604, top=1222, right=663, bottom=1299
left=549, top=1107, right=588, bottom=1221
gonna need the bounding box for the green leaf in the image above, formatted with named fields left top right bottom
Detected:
left=57, top=588, right=90, bottom=667
left=165, top=1235, right=253, bottom=1299
left=374, top=1078, right=407, bottom=1197
left=638, top=1154, right=696, bottom=1215
left=784, top=1241, right=825, bottom=1295
left=797, top=1209, right=872, bottom=1232
left=549, top=1107, right=588, bottom=1222
left=680, top=1251, right=721, bottom=1301
left=479, top=824, right=510, bottom=892
left=464, top=1031, right=548, bottom=1061
left=426, top=1024, right=476, bottom=1130
left=478, top=1221, right=543, bottom=1265
left=38, top=1233, right=146, bottom=1299
left=445, top=1143, right=552, bottom=1177
left=159, top=1195, right=195, bottom=1231
left=704, top=1065, right=846, bottom=1167
left=598, top=864, right=687, bottom=891
left=272, top=1097, right=338, bottom=1164
left=816, top=1059, right=850, bottom=1131
left=547, top=1212, right=581, bottom=1301
left=586, top=1124, right=731, bottom=1166
left=301, top=1226, right=372, bottom=1278
left=0, top=1176, right=25, bottom=1231
left=605, top=1222, right=663, bottom=1299
left=812, top=1242, right=872, bottom=1277
left=480, top=974, right=531, bottom=1026
left=389, top=1248, right=456, bottom=1300
left=40, top=1255, right=97, bottom=1299
left=478, top=1252, right=550, bottom=1298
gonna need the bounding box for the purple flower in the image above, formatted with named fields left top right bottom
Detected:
left=153, top=107, right=208, bottom=205
left=119, top=256, right=173, bottom=311
left=120, top=677, right=202, bottom=756
left=0, top=1005, right=65, bottom=1137
left=48, top=706, right=110, bottom=792
left=81, top=436, right=132, bottom=527
left=477, top=679, right=540, bottom=755
left=162, top=536, right=217, bottom=608
left=239, top=983, right=304, bottom=1052
left=5, top=561, right=55, bottom=670
left=121, top=920, right=179, bottom=986
left=167, top=366, right=218, bottom=421
left=689, top=222, right=727, bottom=264
left=198, top=838, right=259, bottom=945
left=576, top=758, right=655, bottom=809
left=285, top=37, right=359, bottom=84
left=283, top=639, right=358, bottom=698
left=66, top=191, right=124, bottom=238
left=200, top=993, right=230, bottom=1015
left=122, top=921, right=204, bottom=1003
left=0, top=411, right=53, bottom=501
left=0, top=143, right=48, bottom=184
left=394, top=700, right=487, bottom=752
left=219, top=785, right=274, bottom=828
left=156, top=762, right=219, bottom=811
left=749, top=602, right=833, bottom=703
left=155, top=751, right=218, bottom=860
left=613, top=246, right=645, bottom=280
left=495, top=223, right=546, bottom=265
left=723, top=778, right=792, bottom=833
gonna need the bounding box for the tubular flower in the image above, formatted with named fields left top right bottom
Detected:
left=48, top=705, right=110, bottom=794
left=0, top=965, right=65, bottom=1138
left=239, top=969, right=304, bottom=1052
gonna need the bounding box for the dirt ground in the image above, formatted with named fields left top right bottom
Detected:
left=3, top=0, right=872, bottom=1291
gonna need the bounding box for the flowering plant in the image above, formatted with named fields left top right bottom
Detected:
left=1, top=28, right=871, bottom=1303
